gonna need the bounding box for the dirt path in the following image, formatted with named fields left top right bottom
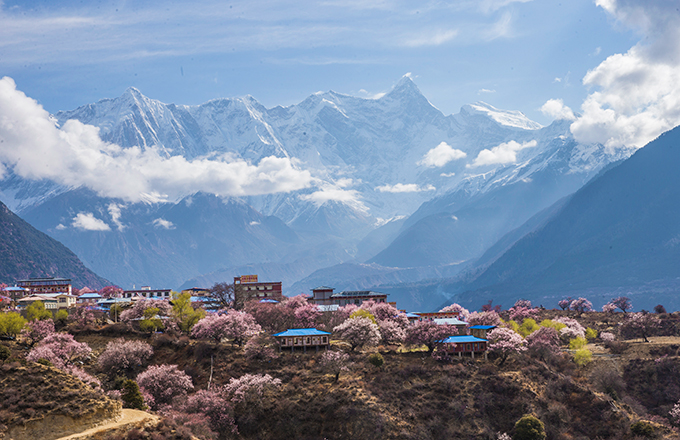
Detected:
left=55, top=409, right=160, bottom=440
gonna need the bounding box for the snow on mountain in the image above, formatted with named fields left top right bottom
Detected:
left=0, top=77, right=630, bottom=294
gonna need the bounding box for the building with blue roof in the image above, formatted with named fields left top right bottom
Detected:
left=469, top=325, right=497, bottom=339
left=436, top=335, right=489, bottom=359
left=272, top=328, right=331, bottom=353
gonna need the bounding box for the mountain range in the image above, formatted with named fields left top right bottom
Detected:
left=0, top=200, right=108, bottom=289
left=0, top=77, right=631, bottom=310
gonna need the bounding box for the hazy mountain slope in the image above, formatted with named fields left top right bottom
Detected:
left=0, top=201, right=108, bottom=288
left=370, top=121, right=627, bottom=268
left=456, top=125, right=680, bottom=310
left=20, top=190, right=302, bottom=288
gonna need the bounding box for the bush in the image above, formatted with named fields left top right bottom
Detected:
left=569, top=337, right=587, bottom=350
left=573, top=348, right=592, bottom=367
left=654, top=304, right=667, bottom=314
left=0, top=312, right=27, bottom=337
left=121, top=379, right=146, bottom=410
left=0, top=344, right=10, bottom=362
left=630, top=420, right=655, bottom=437
left=513, top=414, right=546, bottom=440
left=368, top=352, right=384, bottom=368
left=25, top=301, right=51, bottom=321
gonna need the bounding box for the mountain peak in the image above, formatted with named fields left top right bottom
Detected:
left=460, top=102, right=542, bottom=130
left=388, top=74, right=422, bottom=97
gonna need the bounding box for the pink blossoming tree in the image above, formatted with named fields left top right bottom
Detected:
left=192, top=310, right=262, bottom=346
left=98, top=339, right=153, bottom=375
left=27, top=332, right=92, bottom=369
left=405, top=320, right=456, bottom=353
left=333, top=316, right=381, bottom=351
left=21, top=318, right=55, bottom=347
left=137, top=364, right=194, bottom=410
left=487, top=327, right=527, bottom=366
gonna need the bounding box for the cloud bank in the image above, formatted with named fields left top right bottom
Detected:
left=0, top=77, right=313, bottom=203
left=469, top=140, right=537, bottom=167
left=568, top=0, right=680, bottom=150
left=418, top=142, right=467, bottom=167
left=375, top=183, right=436, bottom=193
left=72, top=212, right=111, bottom=231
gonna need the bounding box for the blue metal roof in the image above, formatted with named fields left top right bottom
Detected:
left=259, top=299, right=279, bottom=303
left=331, top=290, right=386, bottom=297
left=79, top=292, right=102, bottom=298
left=469, top=325, right=497, bottom=330
left=438, top=335, right=488, bottom=343
left=273, top=328, right=331, bottom=337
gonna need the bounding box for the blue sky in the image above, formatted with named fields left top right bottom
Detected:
left=0, top=0, right=639, bottom=126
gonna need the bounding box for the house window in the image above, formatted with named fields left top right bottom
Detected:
left=306, top=337, right=311, bottom=344
left=466, top=344, right=471, bottom=351
left=322, top=336, right=327, bottom=343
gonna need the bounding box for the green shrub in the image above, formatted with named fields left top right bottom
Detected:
left=630, top=420, right=655, bottom=437
left=368, top=352, right=384, bottom=368
left=573, top=348, right=592, bottom=367
left=26, top=301, right=52, bottom=321
left=350, top=309, right=376, bottom=324
left=36, top=358, right=53, bottom=367
left=513, top=414, right=546, bottom=440
left=585, top=328, right=597, bottom=340
left=569, top=337, right=587, bottom=350
left=0, top=311, right=27, bottom=337
left=55, top=309, right=69, bottom=326
left=0, top=344, right=10, bottom=362
left=121, top=379, right=146, bottom=410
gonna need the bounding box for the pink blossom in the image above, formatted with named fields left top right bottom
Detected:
left=137, top=364, right=194, bottom=409
left=405, top=320, right=457, bottom=352
left=99, top=285, right=123, bottom=299
left=378, top=320, right=406, bottom=345
left=558, top=298, right=572, bottom=310
left=509, top=306, right=538, bottom=322
left=177, top=389, right=236, bottom=434
left=191, top=310, right=261, bottom=346
left=602, top=303, right=617, bottom=313
left=65, top=365, right=101, bottom=388
left=610, top=296, right=632, bottom=313
left=120, top=299, right=172, bottom=322
left=488, top=327, right=527, bottom=365
left=439, top=303, right=470, bottom=321
left=222, top=373, right=282, bottom=404
left=98, top=339, right=153, bottom=374
left=600, top=332, right=615, bottom=342
left=319, top=351, right=350, bottom=382
left=569, top=297, right=593, bottom=313
left=293, top=302, right=321, bottom=328
left=467, top=311, right=502, bottom=327
left=21, top=318, right=55, bottom=346
left=525, top=326, right=560, bottom=359
left=333, top=316, right=381, bottom=351
left=670, top=400, right=680, bottom=426
left=27, top=332, right=91, bottom=369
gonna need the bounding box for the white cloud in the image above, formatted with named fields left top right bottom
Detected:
left=569, top=0, right=680, bottom=150
left=469, top=140, right=537, bottom=167
left=152, top=218, right=175, bottom=230
left=299, top=180, right=368, bottom=213
left=55, top=224, right=66, bottom=230
left=0, top=77, right=313, bottom=203
left=402, top=29, right=458, bottom=47
left=440, top=172, right=456, bottom=177
left=249, top=221, right=261, bottom=226
left=540, top=99, right=575, bottom=121
left=72, top=212, right=111, bottom=231
left=108, top=203, right=125, bottom=231
left=375, top=183, right=436, bottom=193
left=418, top=142, right=467, bottom=168
left=478, top=88, right=496, bottom=94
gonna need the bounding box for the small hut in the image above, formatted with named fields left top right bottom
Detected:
left=273, top=328, right=331, bottom=353
left=437, top=335, right=488, bottom=359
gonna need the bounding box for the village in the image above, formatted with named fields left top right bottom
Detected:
left=0, top=275, right=493, bottom=359
left=3, top=275, right=680, bottom=439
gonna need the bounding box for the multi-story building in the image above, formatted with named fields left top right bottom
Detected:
left=233, top=275, right=283, bottom=309
left=16, top=277, right=72, bottom=295
left=309, top=286, right=388, bottom=307
left=122, top=287, right=171, bottom=300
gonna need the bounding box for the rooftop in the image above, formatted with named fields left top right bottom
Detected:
left=439, top=335, right=488, bottom=344
left=469, top=325, right=498, bottom=330
left=330, top=290, right=386, bottom=298
left=273, top=328, right=332, bottom=337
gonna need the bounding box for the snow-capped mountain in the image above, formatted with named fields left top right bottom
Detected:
left=0, top=77, right=630, bottom=300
